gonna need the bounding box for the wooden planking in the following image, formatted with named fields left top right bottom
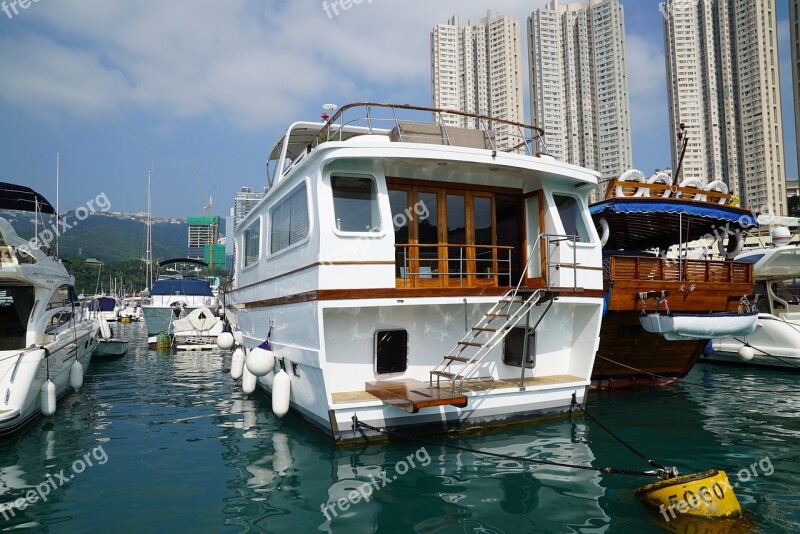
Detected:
left=365, top=379, right=468, bottom=413
left=606, top=279, right=753, bottom=312
left=593, top=312, right=706, bottom=381
left=332, top=374, right=585, bottom=405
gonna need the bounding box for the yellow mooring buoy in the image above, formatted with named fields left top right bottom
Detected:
left=635, top=469, right=742, bottom=521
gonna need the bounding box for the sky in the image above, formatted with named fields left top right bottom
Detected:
left=0, top=0, right=796, bottom=219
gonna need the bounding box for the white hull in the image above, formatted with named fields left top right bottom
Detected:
left=0, top=326, right=95, bottom=434
left=707, top=313, right=800, bottom=368
left=231, top=296, right=602, bottom=442
left=96, top=339, right=129, bottom=357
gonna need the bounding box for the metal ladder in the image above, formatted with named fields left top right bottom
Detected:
left=429, top=288, right=554, bottom=394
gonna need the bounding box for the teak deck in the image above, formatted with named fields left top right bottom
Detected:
left=331, top=375, right=585, bottom=412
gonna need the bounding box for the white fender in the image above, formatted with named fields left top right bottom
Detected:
left=97, top=317, right=112, bottom=341
left=217, top=330, right=235, bottom=350
left=615, top=169, right=647, bottom=197
left=598, top=217, right=610, bottom=247
left=69, top=360, right=84, bottom=392
left=272, top=369, right=291, bottom=418
left=246, top=340, right=275, bottom=377
left=704, top=180, right=729, bottom=204
left=230, top=347, right=245, bottom=380
left=41, top=380, right=56, bottom=416
left=242, top=364, right=256, bottom=394
left=677, top=178, right=704, bottom=200
left=643, top=172, right=673, bottom=198
left=717, top=231, right=743, bottom=259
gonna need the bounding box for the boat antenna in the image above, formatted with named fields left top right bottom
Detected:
left=674, top=123, right=688, bottom=182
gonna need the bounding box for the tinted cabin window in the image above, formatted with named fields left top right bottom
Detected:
left=390, top=190, right=409, bottom=278
left=474, top=196, right=492, bottom=279
left=553, top=194, right=590, bottom=242
left=447, top=194, right=466, bottom=278
left=503, top=328, right=535, bottom=369
left=271, top=184, right=309, bottom=254
left=243, top=219, right=260, bottom=267
left=375, top=330, right=408, bottom=374
left=332, top=176, right=381, bottom=232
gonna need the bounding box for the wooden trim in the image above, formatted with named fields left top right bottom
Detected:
left=242, top=284, right=604, bottom=309
left=387, top=176, right=521, bottom=195
left=575, top=265, right=604, bottom=271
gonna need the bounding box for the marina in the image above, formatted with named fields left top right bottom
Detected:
left=0, top=322, right=798, bottom=532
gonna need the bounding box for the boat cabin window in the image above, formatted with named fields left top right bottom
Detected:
left=553, top=194, right=590, bottom=242
left=374, top=329, right=407, bottom=374
left=0, top=286, right=34, bottom=350
left=243, top=219, right=260, bottom=267
left=388, top=179, right=522, bottom=288
left=47, top=284, right=77, bottom=310
left=331, top=175, right=381, bottom=232
left=503, top=328, right=536, bottom=369
left=270, top=183, right=309, bottom=255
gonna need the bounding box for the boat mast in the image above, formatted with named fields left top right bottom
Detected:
left=146, top=168, right=153, bottom=291
left=55, top=152, right=59, bottom=257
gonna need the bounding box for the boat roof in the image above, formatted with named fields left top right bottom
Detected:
left=0, top=182, right=56, bottom=214
left=737, top=246, right=800, bottom=280
left=151, top=278, right=214, bottom=297
left=591, top=198, right=758, bottom=251
left=158, top=258, right=209, bottom=268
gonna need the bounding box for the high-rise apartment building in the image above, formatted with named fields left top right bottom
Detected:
left=528, top=0, right=632, bottom=184
left=234, top=186, right=266, bottom=230
left=663, top=0, right=786, bottom=216
left=791, top=0, right=800, bottom=189
left=431, top=11, right=524, bottom=149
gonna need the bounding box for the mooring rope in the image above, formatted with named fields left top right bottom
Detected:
left=596, top=354, right=796, bottom=393
left=352, top=416, right=668, bottom=479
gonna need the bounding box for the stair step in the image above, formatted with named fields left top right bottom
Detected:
left=500, top=298, right=524, bottom=304
left=486, top=313, right=511, bottom=318
left=458, top=341, right=483, bottom=347
left=445, top=356, right=472, bottom=363
left=472, top=327, right=497, bottom=332
left=431, top=370, right=456, bottom=379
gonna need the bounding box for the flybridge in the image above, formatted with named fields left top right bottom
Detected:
left=265, top=102, right=551, bottom=187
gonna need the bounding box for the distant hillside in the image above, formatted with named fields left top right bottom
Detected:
left=1, top=211, right=188, bottom=262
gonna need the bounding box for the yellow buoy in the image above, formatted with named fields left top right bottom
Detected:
left=635, top=470, right=742, bottom=521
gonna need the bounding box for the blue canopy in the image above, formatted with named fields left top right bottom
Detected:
left=151, top=278, right=214, bottom=297
left=590, top=198, right=758, bottom=251
left=88, top=296, right=117, bottom=312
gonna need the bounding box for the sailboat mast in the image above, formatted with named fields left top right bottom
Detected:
left=55, top=152, right=59, bottom=257
left=146, top=168, right=153, bottom=291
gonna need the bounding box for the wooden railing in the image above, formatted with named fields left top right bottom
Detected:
left=604, top=178, right=733, bottom=204
left=608, top=256, right=753, bottom=284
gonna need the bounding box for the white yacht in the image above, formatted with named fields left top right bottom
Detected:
left=708, top=226, right=800, bottom=368
left=225, top=103, right=605, bottom=443
left=141, top=259, right=219, bottom=336
left=0, top=183, right=96, bottom=435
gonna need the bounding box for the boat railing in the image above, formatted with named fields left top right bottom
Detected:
left=604, top=178, right=733, bottom=204
left=609, top=256, right=754, bottom=284
left=310, top=102, right=549, bottom=156
left=395, top=244, right=513, bottom=288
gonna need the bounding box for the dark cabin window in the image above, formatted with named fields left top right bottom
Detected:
left=375, top=330, right=408, bottom=374
left=503, top=328, right=536, bottom=369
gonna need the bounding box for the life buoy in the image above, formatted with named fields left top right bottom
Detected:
left=717, top=231, right=743, bottom=259
left=703, top=180, right=729, bottom=204
left=677, top=178, right=704, bottom=200
left=642, top=172, right=673, bottom=198
left=615, top=169, right=647, bottom=197
left=598, top=217, right=610, bottom=247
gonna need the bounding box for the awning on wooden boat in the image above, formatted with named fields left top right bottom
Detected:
left=0, top=182, right=56, bottom=214
left=590, top=198, right=758, bottom=251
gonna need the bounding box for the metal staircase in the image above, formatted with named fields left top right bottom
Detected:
left=429, top=232, right=577, bottom=394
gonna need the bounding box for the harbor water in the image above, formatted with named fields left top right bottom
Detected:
left=1, top=322, right=798, bottom=533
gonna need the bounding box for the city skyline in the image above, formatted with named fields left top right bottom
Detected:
left=0, top=1, right=796, bottom=220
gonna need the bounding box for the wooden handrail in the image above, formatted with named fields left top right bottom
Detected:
left=608, top=256, right=753, bottom=284
left=395, top=244, right=514, bottom=250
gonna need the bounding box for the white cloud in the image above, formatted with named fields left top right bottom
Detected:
left=0, top=0, right=549, bottom=130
